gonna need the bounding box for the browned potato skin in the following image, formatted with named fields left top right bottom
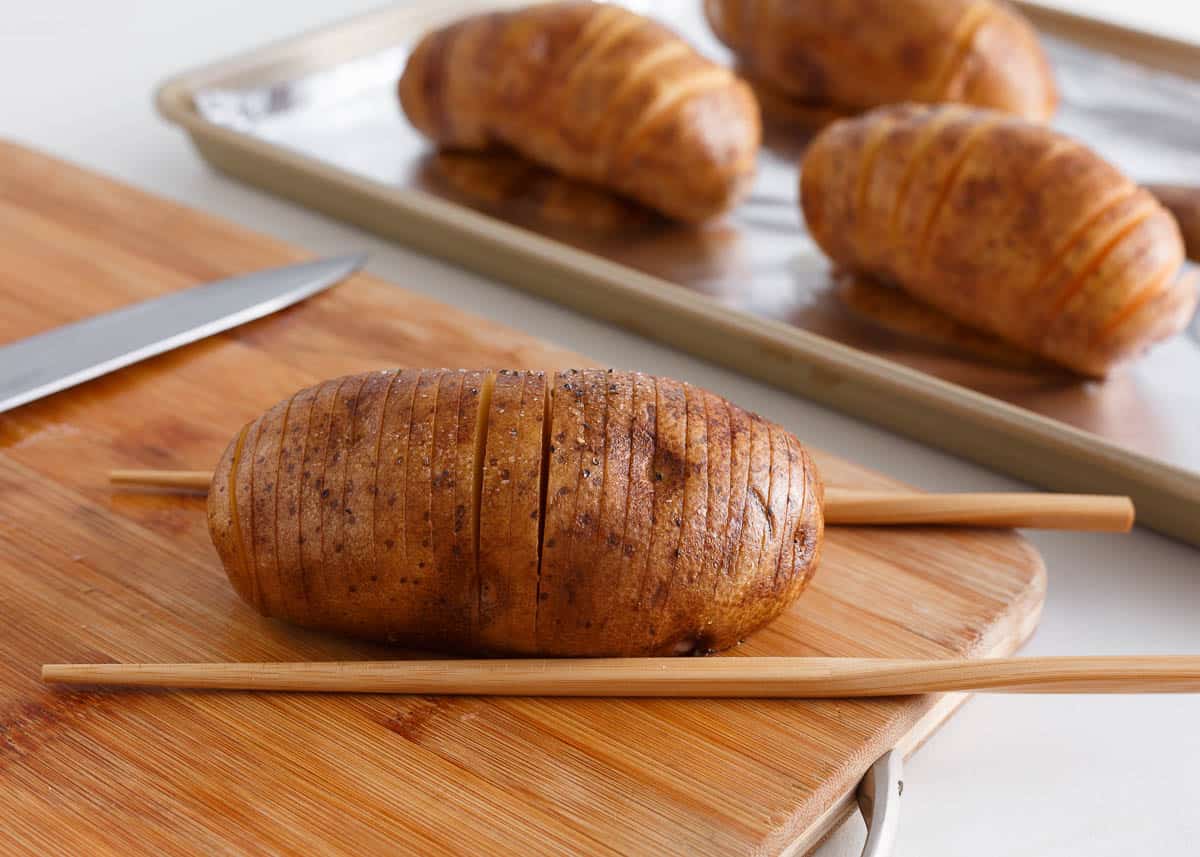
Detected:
left=398, top=1, right=761, bottom=223
left=371, top=369, right=421, bottom=637
left=535, top=369, right=588, bottom=649
left=801, top=105, right=1194, bottom=377
left=206, top=420, right=249, bottom=606
left=541, top=369, right=611, bottom=653
left=477, top=370, right=546, bottom=653
left=706, top=0, right=1056, bottom=120
left=208, top=370, right=823, bottom=656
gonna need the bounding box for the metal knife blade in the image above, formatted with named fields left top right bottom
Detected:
left=0, top=253, right=366, bottom=415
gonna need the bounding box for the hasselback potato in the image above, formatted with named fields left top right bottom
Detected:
left=398, top=2, right=761, bottom=223
left=800, top=104, right=1194, bottom=376
left=207, top=369, right=823, bottom=656
left=705, top=0, right=1057, bottom=120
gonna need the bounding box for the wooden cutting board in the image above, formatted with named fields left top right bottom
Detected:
left=0, top=142, right=1045, bottom=856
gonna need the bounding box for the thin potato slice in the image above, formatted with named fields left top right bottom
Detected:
left=604, top=371, right=658, bottom=650
left=273, top=384, right=318, bottom=624
left=536, top=370, right=587, bottom=650
left=548, top=368, right=609, bottom=654
left=318, top=374, right=370, bottom=624
left=512, top=371, right=549, bottom=648
left=452, top=369, right=494, bottom=648
left=582, top=370, right=635, bottom=646
left=298, top=378, right=347, bottom=628
left=652, top=382, right=711, bottom=654
left=248, top=398, right=291, bottom=617
left=729, top=412, right=771, bottom=623
left=430, top=370, right=467, bottom=648
left=641, top=376, right=687, bottom=654
left=478, top=370, right=527, bottom=651
left=367, top=369, right=421, bottom=639
left=402, top=369, right=444, bottom=647
left=695, top=389, right=732, bottom=637
left=340, top=369, right=396, bottom=630
left=207, top=421, right=250, bottom=608
left=231, top=416, right=263, bottom=611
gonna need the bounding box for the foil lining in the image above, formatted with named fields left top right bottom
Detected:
left=194, top=2, right=1200, bottom=474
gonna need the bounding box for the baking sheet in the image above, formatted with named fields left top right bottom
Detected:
left=192, top=0, right=1200, bottom=476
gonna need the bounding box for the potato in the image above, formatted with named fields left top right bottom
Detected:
left=800, top=104, right=1194, bottom=376
left=207, top=370, right=824, bottom=656
left=398, top=2, right=761, bottom=223
left=705, top=0, right=1056, bottom=120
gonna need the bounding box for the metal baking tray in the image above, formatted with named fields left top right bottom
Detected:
left=157, top=0, right=1200, bottom=544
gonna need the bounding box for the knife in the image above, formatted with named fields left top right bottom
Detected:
left=0, top=254, right=366, bottom=415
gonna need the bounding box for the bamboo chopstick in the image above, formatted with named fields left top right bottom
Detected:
left=820, top=488, right=1133, bottom=531
left=110, top=469, right=211, bottom=491
left=41, top=656, right=1200, bottom=696
left=107, top=469, right=1135, bottom=531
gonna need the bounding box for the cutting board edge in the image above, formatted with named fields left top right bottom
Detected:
left=784, top=542, right=1046, bottom=856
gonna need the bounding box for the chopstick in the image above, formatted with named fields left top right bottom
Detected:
left=108, top=469, right=1135, bottom=531
left=110, top=469, right=211, bottom=491
left=819, top=489, right=1133, bottom=530
left=41, top=656, right=1200, bottom=696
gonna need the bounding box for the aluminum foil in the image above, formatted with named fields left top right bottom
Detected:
left=194, top=2, right=1200, bottom=475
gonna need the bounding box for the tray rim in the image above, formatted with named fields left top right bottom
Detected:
left=154, top=0, right=1200, bottom=546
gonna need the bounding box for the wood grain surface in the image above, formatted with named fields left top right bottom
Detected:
left=0, top=141, right=1046, bottom=856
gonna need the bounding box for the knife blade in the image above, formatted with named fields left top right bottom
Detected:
left=0, top=253, right=366, bottom=415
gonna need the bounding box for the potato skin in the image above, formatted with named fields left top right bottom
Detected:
left=478, top=369, right=545, bottom=653
left=705, top=0, right=1056, bottom=120
left=208, top=370, right=824, bottom=656
left=800, top=104, right=1194, bottom=376
left=398, top=1, right=761, bottom=223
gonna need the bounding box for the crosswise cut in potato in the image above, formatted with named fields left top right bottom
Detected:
left=208, top=369, right=824, bottom=656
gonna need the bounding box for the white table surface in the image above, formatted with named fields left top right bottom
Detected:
left=4, top=3, right=1199, bottom=855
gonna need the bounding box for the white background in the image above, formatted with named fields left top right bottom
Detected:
left=1036, top=0, right=1200, bottom=41
left=3, top=3, right=1199, bottom=855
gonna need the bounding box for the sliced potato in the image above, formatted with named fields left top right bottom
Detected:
left=210, top=369, right=824, bottom=656
left=802, top=105, right=1192, bottom=375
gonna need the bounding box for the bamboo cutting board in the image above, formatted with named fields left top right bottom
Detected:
left=0, top=142, right=1046, bottom=856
